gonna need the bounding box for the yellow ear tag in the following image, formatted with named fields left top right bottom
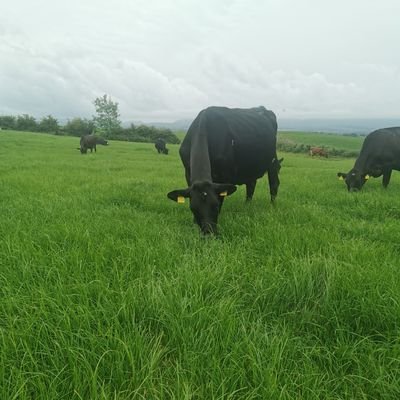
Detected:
left=177, top=196, right=185, bottom=204
left=339, top=176, right=344, bottom=181
left=365, top=175, right=370, bottom=180
left=220, top=191, right=228, bottom=197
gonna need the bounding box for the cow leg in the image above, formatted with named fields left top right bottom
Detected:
left=267, top=169, right=280, bottom=202
left=245, top=180, right=257, bottom=201
left=90, top=147, right=93, bottom=153
left=94, top=145, right=97, bottom=153
left=382, top=169, right=392, bottom=188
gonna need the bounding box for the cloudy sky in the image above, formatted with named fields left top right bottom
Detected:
left=1, top=0, right=399, bottom=122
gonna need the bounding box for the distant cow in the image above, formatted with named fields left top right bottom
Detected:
left=78, top=135, right=109, bottom=154
left=155, top=138, right=169, bottom=154
left=167, top=106, right=282, bottom=235
left=337, top=127, right=400, bottom=191
left=310, top=146, right=328, bottom=158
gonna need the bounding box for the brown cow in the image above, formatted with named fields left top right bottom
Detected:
left=310, top=146, right=328, bottom=158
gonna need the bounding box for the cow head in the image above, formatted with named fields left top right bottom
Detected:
left=78, top=147, right=88, bottom=154
left=337, top=170, right=369, bottom=192
left=167, top=181, right=237, bottom=235
left=163, top=148, right=169, bottom=155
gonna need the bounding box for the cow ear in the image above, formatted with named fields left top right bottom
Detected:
left=278, top=158, right=284, bottom=164
left=337, top=172, right=347, bottom=180
left=212, top=183, right=237, bottom=197
left=167, top=188, right=190, bottom=203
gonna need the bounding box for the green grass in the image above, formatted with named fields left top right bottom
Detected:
left=279, top=131, right=364, bottom=152
left=176, top=130, right=363, bottom=152
left=1, top=130, right=400, bottom=399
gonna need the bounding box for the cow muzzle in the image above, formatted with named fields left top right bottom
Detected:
left=200, top=222, right=217, bottom=235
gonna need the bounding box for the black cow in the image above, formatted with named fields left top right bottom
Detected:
left=78, top=135, right=109, bottom=154
left=155, top=138, right=169, bottom=154
left=167, top=106, right=282, bottom=234
left=337, top=127, right=400, bottom=191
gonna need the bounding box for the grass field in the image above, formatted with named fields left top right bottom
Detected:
left=176, top=130, right=365, bottom=153
left=1, top=130, right=400, bottom=399
left=278, top=131, right=364, bottom=152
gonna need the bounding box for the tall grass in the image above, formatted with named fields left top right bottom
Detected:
left=1, top=131, right=400, bottom=399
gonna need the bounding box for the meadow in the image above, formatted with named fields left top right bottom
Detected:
left=278, top=131, right=364, bottom=152
left=1, top=130, right=400, bottom=399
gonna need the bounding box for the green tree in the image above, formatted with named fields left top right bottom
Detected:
left=93, top=94, right=121, bottom=136
left=64, top=118, right=95, bottom=137
left=16, top=114, right=38, bottom=132
left=0, top=115, right=16, bottom=130
left=38, top=115, right=60, bottom=134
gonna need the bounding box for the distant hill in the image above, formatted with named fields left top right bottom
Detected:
left=278, top=118, right=400, bottom=134
left=133, top=117, right=400, bottom=135
left=121, top=119, right=191, bottom=131
left=145, top=119, right=192, bottom=131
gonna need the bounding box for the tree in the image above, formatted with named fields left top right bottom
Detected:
left=0, top=115, right=16, bottom=130
left=38, top=115, right=60, bottom=134
left=64, top=118, right=95, bottom=137
left=92, top=94, right=121, bottom=136
left=15, top=114, right=38, bottom=132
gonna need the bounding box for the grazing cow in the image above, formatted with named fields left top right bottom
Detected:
left=167, top=106, right=282, bottom=234
left=78, top=135, right=109, bottom=154
left=310, top=146, right=328, bottom=158
left=337, top=127, right=400, bottom=191
left=155, top=138, right=169, bottom=154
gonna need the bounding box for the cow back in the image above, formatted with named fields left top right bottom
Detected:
left=181, top=106, right=278, bottom=185
left=356, top=127, right=400, bottom=171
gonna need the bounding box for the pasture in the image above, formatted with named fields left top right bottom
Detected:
left=279, top=131, right=364, bottom=152
left=1, top=130, right=400, bottom=399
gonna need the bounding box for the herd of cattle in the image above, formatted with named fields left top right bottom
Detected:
left=78, top=106, right=400, bottom=234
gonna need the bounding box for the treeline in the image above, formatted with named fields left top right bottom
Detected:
left=0, top=114, right=60, bottom=134
left=343, top=132, right=367, bottom=137
left=0, top=115, right=180, bottom=144
left=277, top=138, right=359, bottom=158
left=109, top=124, right=180, bottom=144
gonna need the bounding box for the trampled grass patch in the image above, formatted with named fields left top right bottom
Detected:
left=1, top=131, right=400, bottom=399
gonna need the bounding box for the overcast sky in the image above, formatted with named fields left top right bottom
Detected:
left=1, top=0, right=400, bottom=122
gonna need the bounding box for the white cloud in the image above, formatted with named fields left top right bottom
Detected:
left=1, top=0, right=400, bottom=121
